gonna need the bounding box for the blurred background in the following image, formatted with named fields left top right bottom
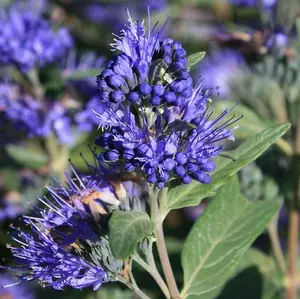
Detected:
left=0, top=0, right=299, bottom=298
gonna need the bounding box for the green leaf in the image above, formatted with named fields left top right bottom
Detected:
left=191, top=248, right=283, bottom=299
left=63, top=68, right=101, bottom=81
left=187, top=52, right=206, bottom=70
left=0, top=168, right=21, bottom=190
left=108, top=210, right=154, bottom=259
left=165, top=122, right=290, bottom=211
left=232, top=248, right=283, bottom=299
left=85, top=287, right=132, bottom=299
left=6, top=142, right=49, bottom=169
left=213, top=100, right=269, bottom=139
left=296, top=18, right=300, bottom=43
left=180, top=177, right=280, bottom=298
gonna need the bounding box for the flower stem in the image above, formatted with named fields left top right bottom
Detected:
left=129, top=260, right=152, bottom=299
left=45, top=135, right=69, bottom=180
left=155, top=220, right=180, bottom=298
left=267, top=213, right=286, bottom=273
left=286, top=112, right=300, bottom=299
left=133, top=252, right=170, bottom=299
left=146, top=241, right=171, bottom=299
left=27, top=68, right=44, bottom=100
left=150, top=187, right=180, bottom=299
left=118, top=275, right=150, bottom=299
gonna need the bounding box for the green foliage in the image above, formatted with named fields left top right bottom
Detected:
left=165, top=122, right=290, bottom=211
left=6, top=142, right=49, bottom=169
left=240, top=163, right=283, bottom=202
left=85, top=287, right=132, bottom=299
left=180, top=177, right=280, bottom=298
left=0, top=168, right=21, bottom=190
left=108, top=210, right=154, bottom=259
left=213, top=100, right=269, bottom=138
left=194, top=248, right=283, bottom=299
left=187, top=52, right=206, bottom=70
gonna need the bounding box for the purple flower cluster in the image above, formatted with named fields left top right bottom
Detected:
left=197, top=50, right=245, bottom=98
left=62, top=51, right=105, bottom=96
left=83, top=0, right=167, bottom=29
left=265, top=28, right=288, bottom=50
left=228, top=0, right=277, bottom=8
left=0, top=48, right=106, bottom=144
left=75, top=96, right=105, bottom=132
left=9, top=225, right=108, bottom=290
left=61, top=51, right=106, bottom=132
left=0, top=273, right=34, bottom=299
left=0, top=82, right=74, bottom=145
left=0, top=187, right=25, bottom=222
left=0, top=5, right=73, bottom=72
left=94, top=12, right=238, bottom=188
left=7, top=161, right=146, bottom=290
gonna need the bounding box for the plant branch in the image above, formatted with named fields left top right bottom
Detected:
left=286, top=111, right=300, bottom=299
left=128, top=261, right=152, bottom=299
left=149, top=186, right=180, bottom=298
left=145, top=240, right=170, bottom=299
left=45, top=135, right=69, bottom=180
left=267, top=212, right=286, bottom=273
left=133, top=253, right=170, bottom=299
left=27, top=68, right=44, bottom=100
left=118, top=275, right=150, bottom=299
left=152, top=188, right=180, bottom=298
left=155, top=218, right=180, bottom=299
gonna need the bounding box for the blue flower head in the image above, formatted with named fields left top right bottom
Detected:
left=0, top=80, right=75, bottom=145
left=197, top=50, right=245, bottom=98
left=228, top=0, right=277, bottom=8
left=6, top=159, right=148, bottom=290
left=94, top=11, right=240, bottom=188
left=0, top=4, right=73, bottom=72
left=83, top=0, right=167, bottom=30
left=0, top=273, right=34, bottom=299
left=97, top=10, right=193, bottom=109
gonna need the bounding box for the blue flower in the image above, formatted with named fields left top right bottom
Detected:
left=94, top=12, right=239, bottom=188
left=75, top=96, right=106, bottom=132
left=0, top=4, right=73, bottom=72
left=7, top=160, right=147, bottom=289
left=7, top=168, right=119, bottom=290
left=0, top=190, right=24, bottom=222
left=95, top=91, right=238, bottom=188
left=62, top=51, right=105, bottom=97
left=0, top=273, right=34, bottom=299
left=197, top=50, right=245, bottom=98
left=265, top=28, right=288, bottom=50
left=82, top=0, right=167, bottom=30
left=0, top=80, right=75, bottom=145
left=8, top=224, right=109, bottom=290
left=228, top=0, right=277, bottom=8
left=61, top=51, right=107, bottom=132
left=97, top=11, right=193, bottom=109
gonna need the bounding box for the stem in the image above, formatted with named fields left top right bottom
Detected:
left=118, top=274, right=150, bottom=299
left=151, top=187, right=179, bottom=298
left=27, top=68, right=44, bottom=100
left=146, top=241, right=170, bottom=299
left=276, top=138, right=293, bottom=157
left=133, top=252, right=170, bottom=299
left=129, top=260, right=152, bottom=299
left=45, top=135, right=69, bottom=180
left=267, top=213, right=286, bottom=273
left=149, top=186, right=180, bottom=298
left=155, top=220, right=180, bottom=299
left=286, top=112, right=300, bottom=299
left=150, top=186, right=158, bottom=223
